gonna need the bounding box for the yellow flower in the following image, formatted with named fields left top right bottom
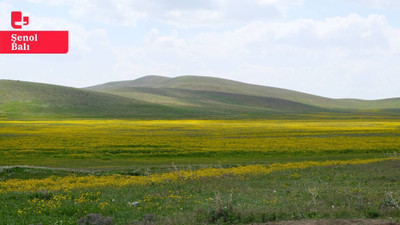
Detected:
left=0, top=157, right=396, bottom=193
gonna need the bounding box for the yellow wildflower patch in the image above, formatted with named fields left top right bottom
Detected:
left=0, top=157, right=396, bottom=193
left=1, top=120, right=400, bottom=167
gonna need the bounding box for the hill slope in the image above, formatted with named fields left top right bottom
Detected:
left=1, top=79, right=319, bottom=119
left=88, top=75, right=400, bottom=111
left=1, top=75, right=400, bottom=119
left=87, top=75, right=170, bottom=91
left=0, top=80, right=205, bottom=119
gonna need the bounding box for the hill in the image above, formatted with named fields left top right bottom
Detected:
left=0, top=79, right=320, bottom=119
left=0, top=80, right=203, bottom=119
left=1, top=76, right=400, bottom=119
left=88, top=75, right=400, bottom=111
left=87, top=75, right=170, bottom=91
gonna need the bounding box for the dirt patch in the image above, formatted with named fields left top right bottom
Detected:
left=263, top=219, right=400, bottom=225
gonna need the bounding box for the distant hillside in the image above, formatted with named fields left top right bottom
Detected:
left=88, top=75, right=400, bottom=111
left=87, top=75, right=170, bottom=91
left=99, top=86, right=326, bottom=114
left=0, top=80, right=203, bottom=119
left=0, top=79, right=317, bottom=119
left=1, top=75, right=400, bottom=119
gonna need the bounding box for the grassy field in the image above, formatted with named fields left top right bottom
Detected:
left=1, top=159, right=400, bottom=224
left=0, top=119, right=400, bottom=224
left=0, top=119, right=399, bottom=169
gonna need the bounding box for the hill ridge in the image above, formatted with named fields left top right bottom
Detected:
left=1, top=76, right=400, bottom=119
left=87, top=75, right=400, bottom=110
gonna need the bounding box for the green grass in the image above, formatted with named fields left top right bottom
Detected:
left=1, top=161, right=400, bottom=224
left=0, top=119, right=399, bottom=224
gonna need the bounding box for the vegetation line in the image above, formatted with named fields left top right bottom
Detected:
left=0, top=165, right=91, bottom=173
left=0, top=157, right=397, bottom=194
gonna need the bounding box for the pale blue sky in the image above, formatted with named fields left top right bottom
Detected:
left=1, top=0, right=400, bottom=99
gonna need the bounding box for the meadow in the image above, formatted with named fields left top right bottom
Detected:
left=0, top=119, right=400, bottom=224
left=1, top=120, right=400, bottom=168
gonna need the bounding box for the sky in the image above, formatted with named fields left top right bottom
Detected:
left=1, top=0, right=400, bottom=100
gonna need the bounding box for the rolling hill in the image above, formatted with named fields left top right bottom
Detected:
left=1, top=76, right=400, bottom=119
left=88, top=75, right=400, bottom=111
left=0, top=80, right=205, bottom=119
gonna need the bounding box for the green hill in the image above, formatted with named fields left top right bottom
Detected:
left=0, top=80, right=202, bottom=119
left=0, top=79, right=320, bottom=119
left=1, top=76, right=400, bottom=119
left=87, top=75, right=170, bottom=91
left=101, top=86, right=326, bottom=113
left=88, top=75, right=400, bottom=111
